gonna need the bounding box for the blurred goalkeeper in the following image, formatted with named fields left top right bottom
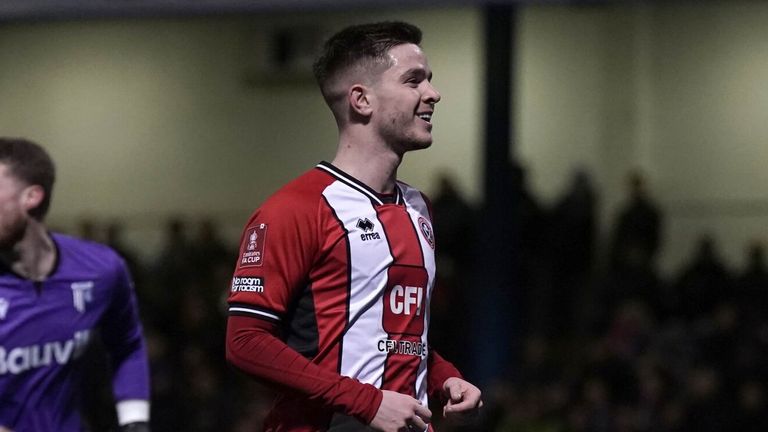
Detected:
left=0, top=138, right=150, bottom=432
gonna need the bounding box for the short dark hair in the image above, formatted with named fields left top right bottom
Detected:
left=313, top=21, right=422, bottom=103
left=0, top=138, right=56, bottom=220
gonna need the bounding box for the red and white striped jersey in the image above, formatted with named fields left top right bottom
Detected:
left=228, top=161, right=438, bottom=409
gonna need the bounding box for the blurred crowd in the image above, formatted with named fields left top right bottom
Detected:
left=70, top=164, right=768, bottom=431
left=429, top=164, right=768, bottom=432
left=75, top=218, right=275, bottom=431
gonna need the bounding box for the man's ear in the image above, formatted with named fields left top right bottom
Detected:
left=348, top=84, right=373, bottom=117
left=21, top=185, right=44, bottom=214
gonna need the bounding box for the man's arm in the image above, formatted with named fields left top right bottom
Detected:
left=100, top=258, right=151, bottom=428
left=427, top=350, right=482, bottom=422
left=226, top=315, right=381, bottom=422
left=426, top=349, right=462, bottom=400
left=227, top=316, right=432, bottom=431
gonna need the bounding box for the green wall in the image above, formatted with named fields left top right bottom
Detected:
left=517, top=1, right=768, bottom=275
left=2, top=2, right=767, bottom=274
left=0, top=8, right=483, bottom=255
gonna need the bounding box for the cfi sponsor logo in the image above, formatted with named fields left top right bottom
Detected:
left=71, top=281, right=94, bottom=313
left=418, top=216, right=435, bottom=249
left=0, top=298, right=8, bottom=320
left=382, top=265, right=428, bottom=336
left=377, top=338, right=428, bottom=358
left=389, top=285, right=424, bottom=317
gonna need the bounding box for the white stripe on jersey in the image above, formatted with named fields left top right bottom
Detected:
left=229, top=307, right=280, bottom=321
left=322, top=180, right=435, bottom=405
left=323, top=181, right=391, bottom=389
left=400, top=184, right=437, bottom=298
left=400, top=184, right=435, bottom=404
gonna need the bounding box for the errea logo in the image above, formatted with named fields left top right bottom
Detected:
left=356, top=218, right=374, bottom=232
left=357, top=218, right=381, bottom=241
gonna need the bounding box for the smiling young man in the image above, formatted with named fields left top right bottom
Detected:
left=0, top=138, right=150, bottom=432
left=226, top=22, right=482, bottom=431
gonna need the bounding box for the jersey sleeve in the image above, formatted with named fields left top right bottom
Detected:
left=226, top=315, right=383, bottom=424
left=227, top=191, right=318, bottom=323
left=99, top=256, right=151, bottom=405
left=225, top=186, right=384, bottom=422
left=426, top=349, right=463, bottom=402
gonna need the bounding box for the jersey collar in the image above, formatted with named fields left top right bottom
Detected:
left=0, top=231, right=61, bottom=281
left=316, top=161, right=403, bottom=206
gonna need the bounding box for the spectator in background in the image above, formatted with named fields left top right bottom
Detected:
left=190, top=217, right=234, bottom=280
left=106, top=221, right=144, bottom=291
left=153, top=217, right=193, bottom=281
left=609, top=170, right=662, bottom=271
left=148, top=217, right=194, bottom=325
left=672, top=234, right=733, bottom=321
left=597, top=249, right=666, bottom=331
left=681, top=365, right=728, bottom=432
left=548, top=169, right=597, bottom=337
left=430, top=171, right=475, bottom=370
left=507, top=161, right=547, bottom=267
left=189, top=217, right=235, bottom=314
left=506, top=160, right=548, bottom=338
left=596, top=170, right=666, bottom=330
left=733, top=379, right=768, bottom=432
left=431, top=171, right=475, bottom=269
left=734, top=241, right=768, bottom=327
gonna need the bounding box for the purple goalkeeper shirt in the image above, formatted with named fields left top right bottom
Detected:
left=0, top=233, right=150, bottom=431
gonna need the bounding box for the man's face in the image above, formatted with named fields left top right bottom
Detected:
left=372, top=43, right=441, bottom=154
left=0, top=163, right=30, bottom=249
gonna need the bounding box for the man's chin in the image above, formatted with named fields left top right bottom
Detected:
left=406, top=138, right=433, bottom=152
left=0, top=237, right=16, bottom=251
left=0, top=225, right=27, bottom=251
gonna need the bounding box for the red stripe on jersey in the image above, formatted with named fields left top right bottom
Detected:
left=309, top=199, right=352, bottom=374
left=377, top=205, right=427, bottom=396
left=377, top=205, right=424, bottom=267
left=381, top=335, right=423, bottom=396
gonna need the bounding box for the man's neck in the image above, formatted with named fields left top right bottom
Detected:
left=0, top=220, right=56, bottom=281
left=332, top=133, right=403, bottom=194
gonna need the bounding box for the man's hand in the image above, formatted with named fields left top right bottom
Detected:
left=0, top=426, right=13, bottom=432
left=369, top=390, right=432, bottom=432
left=442, top=377, right=482, bottom=423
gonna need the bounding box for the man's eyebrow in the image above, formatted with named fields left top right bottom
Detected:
left=400, top=67, right=431, bottom=80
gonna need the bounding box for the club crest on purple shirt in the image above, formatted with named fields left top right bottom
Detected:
left=0, top=297, right=8, bottom=320
left=71, top=281, right=94, bottom=313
